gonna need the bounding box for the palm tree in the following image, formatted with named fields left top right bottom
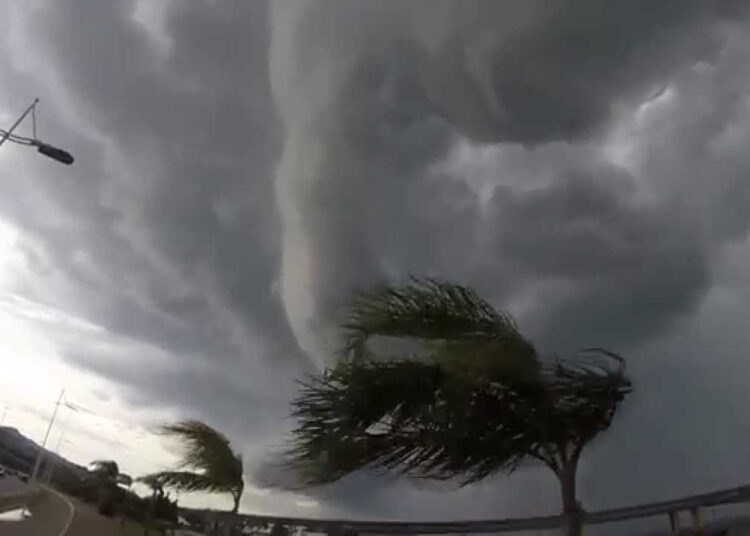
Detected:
left=140, top=420, right=244, bottom=513
left=138, top=474, right=167, bottom=536
left=287, top=279, right=632, bottom=536
left=89, top=459, right=120, bottom=480
left=89, top=459, right=130, bottom=512
left=139, top=474, right=166, bottom=500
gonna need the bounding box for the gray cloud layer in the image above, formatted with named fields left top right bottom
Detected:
left=3, top=0, right=750, bottom=527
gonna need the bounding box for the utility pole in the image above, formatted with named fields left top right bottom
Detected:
left=44, top=411, right=72, bottom=484
left=29, top=388, right=64, bottom=486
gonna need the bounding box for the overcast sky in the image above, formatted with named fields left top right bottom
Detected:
left=3, top=0, right=750, bottom=528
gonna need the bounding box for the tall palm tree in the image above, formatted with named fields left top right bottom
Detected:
left=287, top=279, right=632, bottom=536
left=140, top=420, right=244, bottom=513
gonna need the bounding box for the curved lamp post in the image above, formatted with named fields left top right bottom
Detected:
left=0, top=99, right=74, bottom=165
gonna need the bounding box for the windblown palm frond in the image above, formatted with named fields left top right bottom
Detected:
left=158, top=420, right=242, bottom=486
left=136, top=473, right=162, bottom=490
left=289, top=359, right=444, bottom=485
left=542, top=349, right=631, bottom=448
left=140, top=420, right=244, bottom=512
left=343, top=278, right=537, bottom=365
left=289, top=349, right=630, bottom=486
left=116, top=473, right=133, bottom=487
left=139, top=471, right=226, bottom=493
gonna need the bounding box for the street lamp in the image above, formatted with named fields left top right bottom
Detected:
left=44, top=420, right=73, bottom=484
left=0, top=98, right=74, bottom=165
left=29, top=389, right=81, bottom=486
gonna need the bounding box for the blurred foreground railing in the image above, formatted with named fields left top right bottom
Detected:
left=197, top=483, right=750, bottom=535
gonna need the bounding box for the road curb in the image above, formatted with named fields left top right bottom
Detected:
left=42, top=486, right=75, bottom=536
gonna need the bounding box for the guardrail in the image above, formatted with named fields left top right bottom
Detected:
left=196, top=483, right=750, bottom=534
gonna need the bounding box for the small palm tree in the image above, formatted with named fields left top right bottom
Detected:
left=140, top=420, right=244, bottom=513
left=138, top=474, right=167, bottom=536
left=287, top=279, right=632, bottom=536
left=139, top=474, right=166, bottom=500
left=89, top=459, right=129, bottom=512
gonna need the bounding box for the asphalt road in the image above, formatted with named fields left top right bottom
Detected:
left=0, top=486, right=148, bottom=535
left=0, top=477, right=27, bottom=496
left=0, top=488, right=71, bottom=536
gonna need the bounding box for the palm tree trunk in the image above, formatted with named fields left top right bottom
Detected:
left=558, top=461, right=583, bottom=536
left=144, top=492, right=156, bottom=536
left=97, top=482, right=108, bottom=511
left=231, top=490, right=241, bottom=514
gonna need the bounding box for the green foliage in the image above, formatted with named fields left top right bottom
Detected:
left=63, top=465, right=172, bottom=525
left=151, top=492, right=178, bottom=523
left=129, top=472, right=177, bottom=527
left=137, top=473, right=164, bottom=494
left=88, top=459, right=127, bottom=516
left=343, top=278, right=537, bottom=364
left=98, top=494, right=116, bottom=517
left=140, top=470, right=224, bottom=493
left=288, top=279, right=632, bottom=487
left=89, top=459, right=120, bottom=481
left=139, top=420, right=244, bottom=512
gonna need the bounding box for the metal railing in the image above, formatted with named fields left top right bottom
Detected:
left=195, top=483, right=750, bottom=535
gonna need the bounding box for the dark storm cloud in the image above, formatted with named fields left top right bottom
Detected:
left=4, top=0, right=290, bottom=354
left=271, top=0, right=745, bottom=364
left=3, top=0, right=750, bottom=525
left=0, top=0, right=302, bottom=460
left=488, top=168, right=709, bottom=353
left=416, top=0, right=743, bottom=143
